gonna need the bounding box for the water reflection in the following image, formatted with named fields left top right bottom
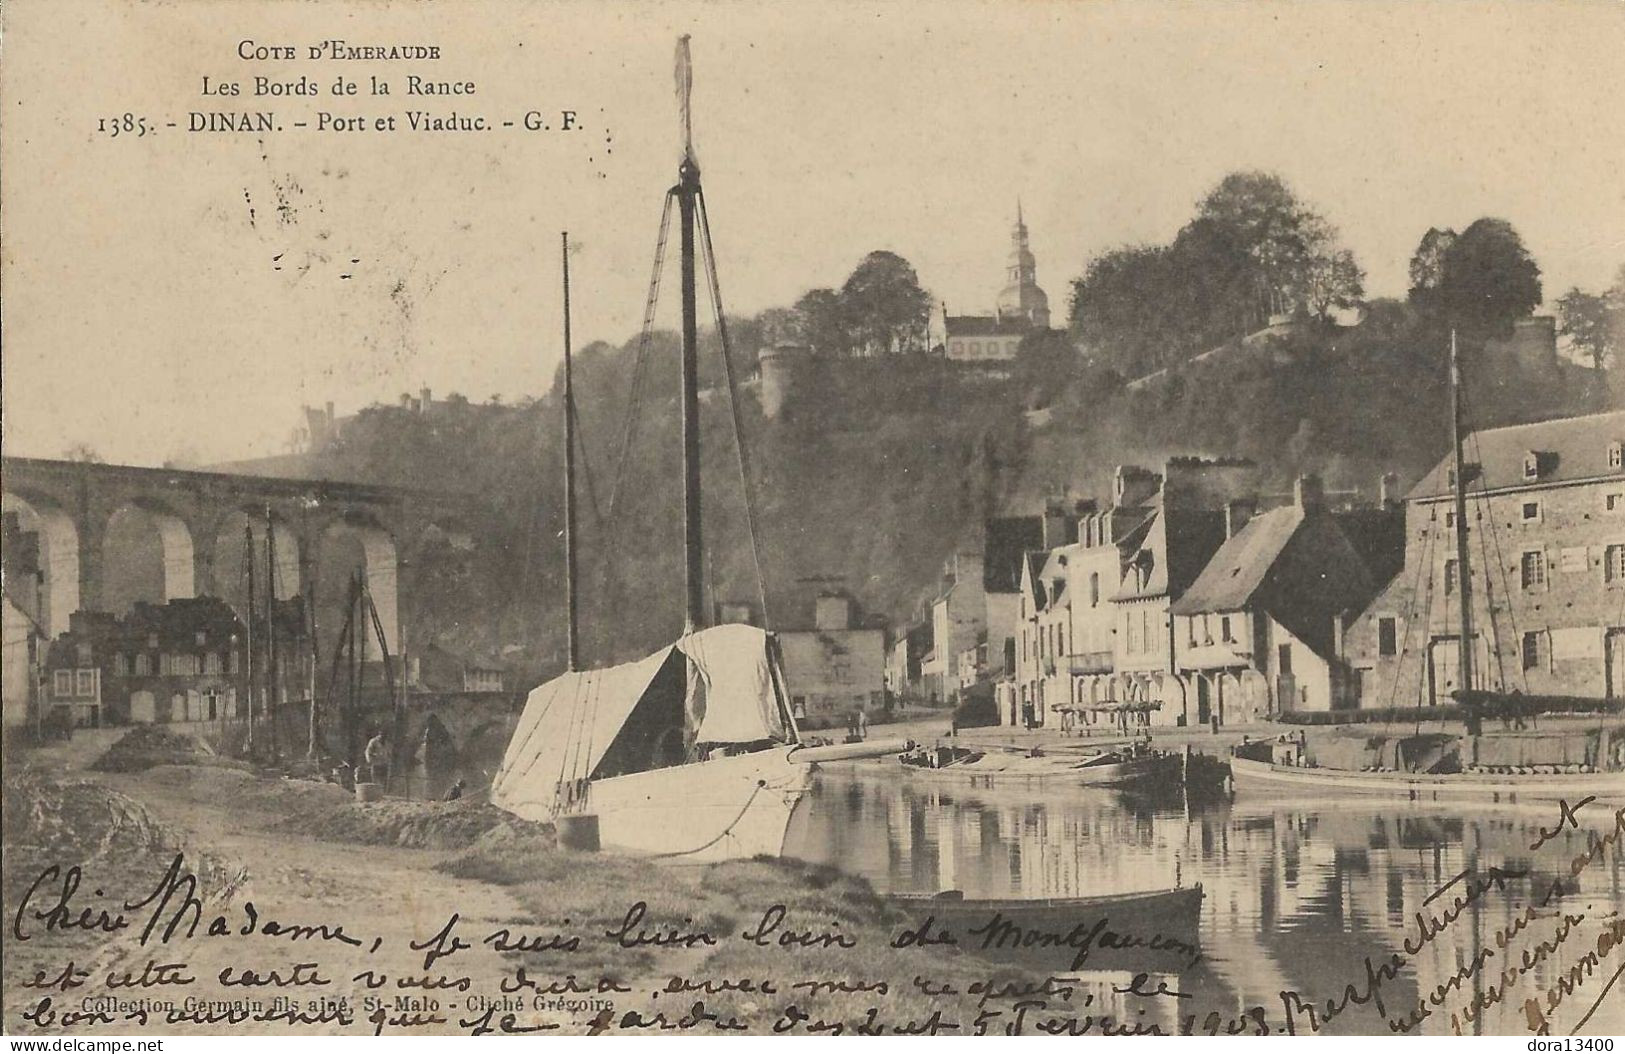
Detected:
left=786, top=771, right=1625, bottom=1036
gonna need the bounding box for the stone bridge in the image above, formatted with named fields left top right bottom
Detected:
left=1, top=456, right=474, bottom=650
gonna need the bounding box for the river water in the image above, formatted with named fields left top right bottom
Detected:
left=784, top=769, right=1625, bottom=1036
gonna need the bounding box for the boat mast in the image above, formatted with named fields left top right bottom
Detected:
left=561, top=231, right=581, bottom=671
left=1449, top=327, right=1475, bottom=698
left=675, top=35, right=705, bottom=633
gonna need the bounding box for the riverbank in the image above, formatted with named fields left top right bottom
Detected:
left=1, top=742, right=1054, bottom=1036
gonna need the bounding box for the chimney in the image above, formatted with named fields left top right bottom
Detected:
left=1294, top=474, right=1324, bottom=513
left=1042, top=500, right=1075, bottom=549
left=1379, top=472, right=1399, bottom=508
left=419, top=387, right=432, bottom=412
left=1073, top=499, right=1099, bottom=548
left=1332, top=611, right=1347, bottom=661
left=1225, top=498, right=1257, bottom=539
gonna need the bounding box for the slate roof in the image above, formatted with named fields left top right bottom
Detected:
left=945, top=315, right=1031, bottom=338
left=1408, top=410, right=1625, bottom=499
left=1171, top=506, right=1302, bottom=616
left=983, top=516, right=1044, bottom=592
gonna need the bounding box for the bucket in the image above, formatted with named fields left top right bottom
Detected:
left=354, top=782, right=382, bottom=803
left=557, top=812, right=600, bottom=852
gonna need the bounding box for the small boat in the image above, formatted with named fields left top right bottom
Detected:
left=887, top=885, right=1203, bottom=972
left=1229, top=754, right=1625, bottom=805
left=896, top=743, right=1181, bottom=789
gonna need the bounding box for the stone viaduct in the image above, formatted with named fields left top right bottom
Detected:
left=1, top=456, right=473, bottom=650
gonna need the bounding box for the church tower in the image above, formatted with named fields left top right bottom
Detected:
left=995, top=200, right=1051, bottom=329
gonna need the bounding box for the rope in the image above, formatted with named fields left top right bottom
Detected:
left=605, top=189, right=676, bottom=526
left=1463, top=391, right=1527, bottom=696
left=696, top=187, right=772, bottom=626
left=1380, top=505, right=1436, bottom=730
left=645, top=778, right=768, bottom=858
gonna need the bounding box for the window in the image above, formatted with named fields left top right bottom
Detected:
left=1221, top=615, right=1234, bottom=643
left=1443, top=510, right=1455, bottom=529
left=1378, top=617, right=1398, bottom=657
left=1607, top=544, right=1625, bottom=585
left=76, top=669, right=96, bottom=697
left=1523, top=452, right=1540, bottom=480
left=134, top=653, right=151, bottom=676
left=111, top=653, right=128, bottom=677
left=1188, top=617, right=1198, bottom=647
left=1520, top=550, right=1546, bottom=590
left=75, top=643, right=92, bottom=664
left=1610, top=441, right=1623, bottom=470
left=1089, top=573, right=1100, bottom=606
left=1444, top=559, right=1458, bottom=595
left=1522, top=632, right=1543, bottom=671
left=54, top=670, right=72, bottom=697
left=204, top=652, right=222, bottom=676
left=1605, top=491, right=1625, bottom=515
left=1521, top=500, right=1542, bottom=524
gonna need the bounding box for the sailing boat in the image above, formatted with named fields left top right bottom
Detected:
left=491, top=39, right=897, bottom=861
left=1229, top=330, right=1625, bottom=803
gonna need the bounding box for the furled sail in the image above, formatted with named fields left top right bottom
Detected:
left=490, top=623, right=789, bottom=816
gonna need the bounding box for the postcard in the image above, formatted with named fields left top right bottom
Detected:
left=3, top=0, right=1623, bottom=1039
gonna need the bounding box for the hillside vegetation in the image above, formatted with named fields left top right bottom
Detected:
left=298, top=171, right=1617, bottom=680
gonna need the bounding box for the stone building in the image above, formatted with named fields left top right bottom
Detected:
left=1343, top=409, right=1625, bottom=707
left=39, top=595, right=311, bottom=728
left=921, top=552, right=986, bottom=704
left=3, top=513, right=46, bottom=729
left=776, top=591, right=887, bottom=721
left=1108, top=459, right=1258, bottom=727
left=1170, top=477, right=1402, bottom=721
left=982, top=514, right=1046, bottom=684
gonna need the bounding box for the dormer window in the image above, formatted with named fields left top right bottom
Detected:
left=1523, top=451, right=1554, bottom=481
left=1610, top=441, right=1623, bottom=471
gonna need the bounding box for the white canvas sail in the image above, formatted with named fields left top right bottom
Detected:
left=490, top=623, right=788, bottom=817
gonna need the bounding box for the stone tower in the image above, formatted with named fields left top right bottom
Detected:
left=758, top=342, right=810, bottom=420
left=994, top=200, right=1051, bottom=329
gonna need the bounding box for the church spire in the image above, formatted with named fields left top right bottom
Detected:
left=997, top=198, right=1050, bottom=330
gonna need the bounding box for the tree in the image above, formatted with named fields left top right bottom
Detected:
left=793, top=287, right=848, bottom=356
left=1300, top=245, right=1366, bottom=323
left=752, top=306, right=802, bottom=347
left=1557, top=282, right=1622, bottom=372
left=1431, top=218, right=1542, bottom=337
left=1407, top=227, right=1457, bottom=313
left=1196, top=171, right=1318, bottom=322
left=838, top=251, right=931, bottom=356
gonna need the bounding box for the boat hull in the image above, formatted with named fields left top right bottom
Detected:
left=901, top=752, right=1180, bottom=790
left=524, top=746, right=815, bottom=862
left=887, top=885, right=1203, bottom=972
left=1229, top=756, right=1625, bottom=804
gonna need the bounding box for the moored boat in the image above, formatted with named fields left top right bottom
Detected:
left=1229, top=754, right=1625, bottom=804
left=491, top=39, right=902, bottom=862
left=896, top=743, right=1181, bottom=790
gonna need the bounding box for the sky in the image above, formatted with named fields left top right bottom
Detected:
left=3, top=0, right=1623, bottom=466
